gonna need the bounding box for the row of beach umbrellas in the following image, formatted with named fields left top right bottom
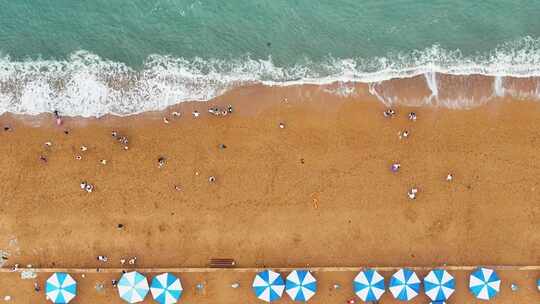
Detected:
left=44, top=268, right=539, bottom=303
left=253, top=267, right=502, bottom=303
left=253, top=268, right=501, bottom=303
left=46, top=271, right=182, bottom=304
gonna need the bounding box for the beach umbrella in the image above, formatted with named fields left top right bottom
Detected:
left=537, top=278, right=540, bottom=291
left=423, top=269, right=455, bottom=302
left=469, top=267, right=501, bottom=300
left=150, top=273, right=183, bottom=304
left=118, top=271, right=150, bottom=303
left=353, top=269, right=385, bottom=302
left=285, top=270, right=317, bottom=301
left=45, top=272, right=77, bottom=303
left=252, top=270, right=285, bottom=302
left=389, top=268, right=420, bottom=301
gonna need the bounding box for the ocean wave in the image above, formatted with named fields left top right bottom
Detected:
left=1, top=37, right=540, bottom=117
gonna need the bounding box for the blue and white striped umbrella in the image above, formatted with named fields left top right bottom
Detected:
left=389, top=268, right=421, bottom=301
left=423, top=269, right=455, bottom=302
left=537, top=278, right=540, bottom=291
left=285, top=270, right=317, bottom=301
left=469, top=267, right=500, bottom=300
left=353, top=269, right=385, bottom=302
left=150, top=273, right=183, bottom=304
left=252, top=270, right=285, bottom=302
left=45, top=272, right=77, bottom=303
left=118, top=271, right=150, bottom=303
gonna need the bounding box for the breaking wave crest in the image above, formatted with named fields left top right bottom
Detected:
left=1, top=37, right=540, bottom=117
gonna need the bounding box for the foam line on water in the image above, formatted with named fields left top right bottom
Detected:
left=0, top=37, right=540, bottom=117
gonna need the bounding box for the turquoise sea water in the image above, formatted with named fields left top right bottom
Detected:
left=0, top=0, right=540, bottom=116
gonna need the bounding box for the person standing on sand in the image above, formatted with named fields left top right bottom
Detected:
left=399, top=130, right=409, bottom=139
left=158, top=157, right=166, bottom=168
left=408, top=187, right=418, bottom=200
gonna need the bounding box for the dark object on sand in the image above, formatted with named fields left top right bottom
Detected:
left=3, top=126, right=12, bottom=131
left=117, top=224, right=124, bottom=229
left=209, top=258, right=236, bottom=268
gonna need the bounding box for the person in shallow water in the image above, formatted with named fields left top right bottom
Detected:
left=53, top=110, right=62, bottom=125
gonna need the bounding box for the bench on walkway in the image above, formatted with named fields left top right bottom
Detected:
left=209, top=258, right=236, bottom=268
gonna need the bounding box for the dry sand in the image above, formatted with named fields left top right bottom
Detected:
left=0, top=83, right=539, bottom=302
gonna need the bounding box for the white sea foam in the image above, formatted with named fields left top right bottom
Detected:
left=1, top=37, right=540, bottom=117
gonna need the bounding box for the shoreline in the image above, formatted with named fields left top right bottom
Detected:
left=0, top=72, right=539, bottom=119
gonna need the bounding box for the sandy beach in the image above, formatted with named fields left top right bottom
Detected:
left=0, top=82, right=539, bottom=302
